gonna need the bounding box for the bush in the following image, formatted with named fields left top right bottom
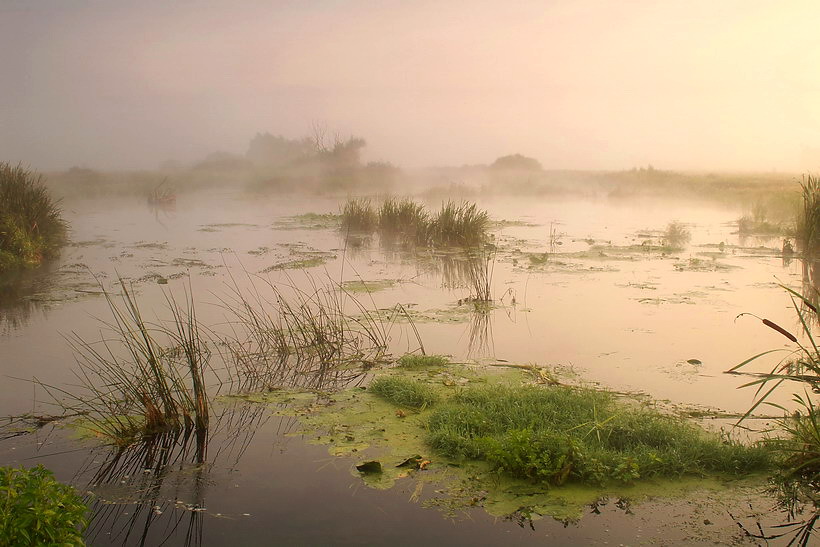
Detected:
left=0, top=465, right=88, bottom=546
left=0, top=163, right=67, bottom=272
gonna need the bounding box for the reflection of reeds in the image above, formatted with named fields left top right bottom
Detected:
left=464, top=251, right=493, bottom=303
left=81, top=401, right=273, bottom=547
left=466, top=310, right=493, bottom=359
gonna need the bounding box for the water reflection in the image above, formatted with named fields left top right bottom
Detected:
left=81, top=402, right=275, bottom=546
left=0, top=265, right=58, bottom=334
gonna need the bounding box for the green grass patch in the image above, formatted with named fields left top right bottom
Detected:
left=0, top=465, right=89, bottom=546
left=368, top=376, right=439, bottom=409
left=426, top=384, right=771, bottom=486
left=396, top=354, right=450, bottom=368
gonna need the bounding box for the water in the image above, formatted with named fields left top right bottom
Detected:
left=0, top=187, right=810, bottom=545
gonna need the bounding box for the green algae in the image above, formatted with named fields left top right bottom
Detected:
left=341, top=279, right=397, bottom=293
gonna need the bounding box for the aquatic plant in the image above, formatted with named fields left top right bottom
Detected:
left=341, top=197, right=490, bottom=248
left=368, top=377, right=439, bottom=409
left=396, top=354, right=450, bottom=368
left=0, top=163, right=67, bottom=272
left=378, top=197, right=429, bottom=242
left=662, top=221, right=691, bottom=251
left=45, top=282, right=212, bottom=444
left=340, top=198, right=378, bottom=233
left=0, top=465, right=89, bottom=546
left=730, top=285, right=820, bottom=490
left=463, top=251, right=493, bottom=304
left=797, top=174, right=820, bottom=252
left=428, top=200, right=489, bottom=247
left=426, top=384, right=770, bottom=486
left=215, top=271, right=393, bottom=392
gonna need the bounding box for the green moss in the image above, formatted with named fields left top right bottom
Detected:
left=341, top=279, right=397, bottom=293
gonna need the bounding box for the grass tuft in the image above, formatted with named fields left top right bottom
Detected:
left=369, top=377, right=439, bottom=409
left=340, top=198, right=378, bottom=233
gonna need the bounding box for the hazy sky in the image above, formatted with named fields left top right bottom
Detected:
left=2, top=0, right=820, bottom=171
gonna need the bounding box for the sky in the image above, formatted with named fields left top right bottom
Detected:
left=2, top=0, right=820, bottom=171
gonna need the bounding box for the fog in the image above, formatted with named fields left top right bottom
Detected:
left=2, top=0, right=820, bottom=172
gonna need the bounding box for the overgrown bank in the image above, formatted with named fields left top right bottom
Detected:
left=0, top=163, right=67, bottom=273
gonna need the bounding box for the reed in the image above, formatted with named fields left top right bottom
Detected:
left=428, top=200, right=489, bottom=246
left=340, top=198, right=378, bottom=233
left=797, top=174, right=820, bottom=252
left=41, top=281, right=212, bottom=444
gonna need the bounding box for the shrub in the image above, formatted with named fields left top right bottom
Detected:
left=0, top=465, right=88, bottom=546
left=0, top=163, right=67, bottom=272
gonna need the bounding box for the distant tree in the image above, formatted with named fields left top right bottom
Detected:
left=246, top=133, right=313, bottom=168
left=490, top=154, right=543, bottom=171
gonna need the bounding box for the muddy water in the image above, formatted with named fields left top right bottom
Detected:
left=0, top=188, right=810, bottom=544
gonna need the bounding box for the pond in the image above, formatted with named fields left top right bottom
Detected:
left=0, top=186, right=813, bottom=545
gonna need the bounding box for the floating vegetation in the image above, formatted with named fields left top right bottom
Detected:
left=340, top=279, right=397, bottom=293
left=340, top=197, right=489, bottom=247
left=0, top=163, right=67, bottom=273
left=273, top=212, right=341, bottom=230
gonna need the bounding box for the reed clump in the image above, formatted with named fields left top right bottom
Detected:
left=426, top=384, right=770, bottom=486
left=0, top=163, right=67, bottom=272
left=797, top=174, right=820, bottom=252
left=340, top=197, right=489, bottom=247
left=47, top=283, right=212, bottom=444
left=340, top=198, right=378, bottom=233
left=663, top=221, right=691, bottom=251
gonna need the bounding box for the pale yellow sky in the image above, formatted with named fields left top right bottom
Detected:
left=2, top=0, right=820, bottom=171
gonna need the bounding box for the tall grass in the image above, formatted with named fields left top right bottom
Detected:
left=0, top=163, right=67, bottom=272
left=340, top=198, right=378, bottom=233
left=378, top=197, right=429, bottom=242
left=797, top=175, right=820, bottom=252
left=428, top=200, right=489, bottom=246
left=340, top=197, right=489, bottom=247
left=215, top=272, right=393, bottom=392
left=42, top=281, right=211, bottom=444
